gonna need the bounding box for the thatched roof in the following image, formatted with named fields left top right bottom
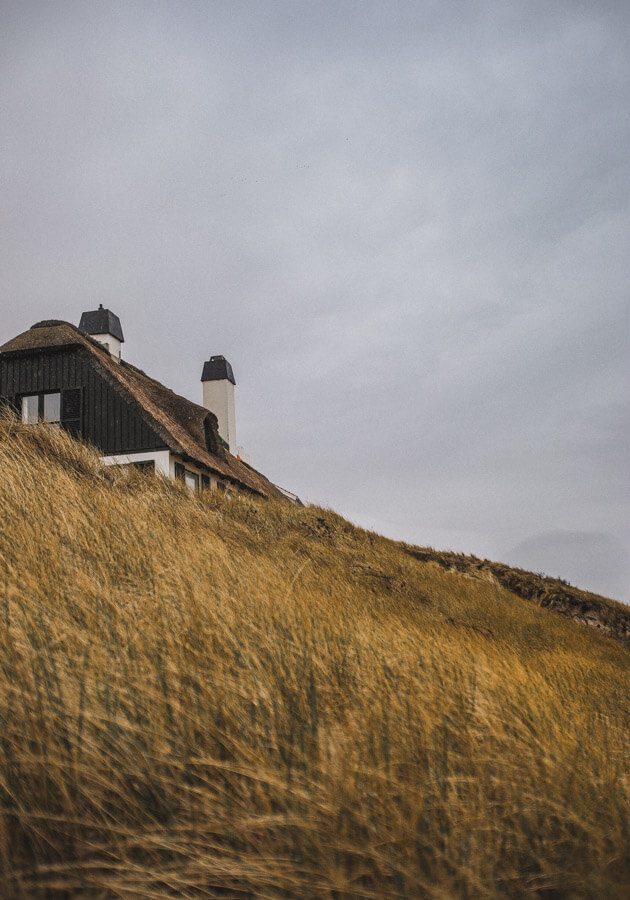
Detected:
left=0, top=321, right=285, bottom=500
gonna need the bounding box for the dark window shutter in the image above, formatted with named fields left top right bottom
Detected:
left=174, top=462, right=185, bottom=481
left=201, top=474, right=210, bottom=491
left=60, top=388, right=82, bottom=436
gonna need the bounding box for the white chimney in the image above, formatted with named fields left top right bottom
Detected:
left=79, top=304, right=124, bottom=361
left=201, top=355, right=236, bottom=453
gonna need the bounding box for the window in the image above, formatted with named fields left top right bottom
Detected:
left=43, top=393, right=61, bottom=423
left=216, top=480, right=234, bottom=499
left=184, top=470, right=199, bottom=493
left=175, top=463, right=200, bottom=493
left=20, top=390, right=80, bottom=433
left=22, top=394, right=39, bottom=424
left=120, top=460, right=155, bottom=472
left=21, top=392, right=61, bottom=426
left=132, top=460, right=155, bottom=472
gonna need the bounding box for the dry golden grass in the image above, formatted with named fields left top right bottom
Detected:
left=0, top=418, right=628, bottom=898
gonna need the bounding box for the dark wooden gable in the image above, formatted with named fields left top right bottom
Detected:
left=0, top=346, right=168, bottom=455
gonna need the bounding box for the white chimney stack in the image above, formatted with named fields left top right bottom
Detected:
left=201, top=355, right=236, bottom=453
left=79, top=304, right=124, bottom=361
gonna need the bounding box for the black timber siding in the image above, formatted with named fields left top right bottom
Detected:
left=0, top=347, right=167, bottom=455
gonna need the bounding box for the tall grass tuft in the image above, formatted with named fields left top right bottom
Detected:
left=0, top=417, right=628, bottom=898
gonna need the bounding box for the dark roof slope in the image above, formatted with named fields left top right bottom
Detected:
left=79, top=306, right=124, bottom=342
left=0, top=321, right=284, bottom=499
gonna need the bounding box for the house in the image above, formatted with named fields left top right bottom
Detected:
left=0, top=307, right=292, bottom=501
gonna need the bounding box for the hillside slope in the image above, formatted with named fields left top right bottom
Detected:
left=400, top=547, right=630, bottom=646
left=0, top=420, right=628, bottom=898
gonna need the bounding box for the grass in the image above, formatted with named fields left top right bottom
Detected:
left=0, top=417, right=628, bottom=898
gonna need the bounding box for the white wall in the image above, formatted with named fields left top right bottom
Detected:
left=202, top=379, right=236, bottom=452
left=101, top=449, right=170, bottom=475
left=101, top=450, right=238, bottom=497
left=167, top=454, right=212, bottom=487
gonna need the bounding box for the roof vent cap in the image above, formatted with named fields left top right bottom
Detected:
left=79, top=305, right=124, bottom=343
left=201, top=355, right=235, bottom=385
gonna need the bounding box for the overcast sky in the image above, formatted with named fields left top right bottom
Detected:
left=2, top=1, right=628, bottom=601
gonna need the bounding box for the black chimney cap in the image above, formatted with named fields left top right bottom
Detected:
left=201, top=355, right=235, bottom=385
left=79, top=304, right=124, bottom=343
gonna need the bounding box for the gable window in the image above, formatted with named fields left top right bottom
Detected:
left=21, top=392, right=61, bottom=426
left=22, top=394, right=39, bottom=424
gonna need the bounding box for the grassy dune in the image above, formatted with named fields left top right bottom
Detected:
left=0, top=419, right=628, bottom=898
